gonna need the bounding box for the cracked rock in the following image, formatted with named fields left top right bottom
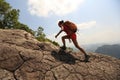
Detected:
left=0, top=29, right=120, bottom=80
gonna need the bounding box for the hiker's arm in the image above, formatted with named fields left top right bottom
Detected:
left=55, top=30, right=63, bottom=38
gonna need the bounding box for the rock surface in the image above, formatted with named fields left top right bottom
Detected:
left=0, top=29, right=120, bottom=80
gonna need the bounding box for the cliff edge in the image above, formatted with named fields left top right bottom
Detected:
left=0, top=29, right=120, bottom=80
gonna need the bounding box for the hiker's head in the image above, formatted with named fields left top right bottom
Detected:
left=58, top=20, right=64, bottom=27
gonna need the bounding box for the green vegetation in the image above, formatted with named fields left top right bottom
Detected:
left=0, top=0, right=34, bottom=34
left=0, top=0, right=59, bottom=46
left=35, top=27, right=46, bottom=42
left=35, top=26, right=59, bottom=46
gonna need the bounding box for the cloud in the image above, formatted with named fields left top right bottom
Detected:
left=78, top=28, right=120, bottom=45
left=77, top=21, right=96, bottom=30
left=28, top=0, right=84, bottom=17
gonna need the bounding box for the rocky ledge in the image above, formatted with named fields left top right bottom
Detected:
left=0, top=29, right=120, bottom=80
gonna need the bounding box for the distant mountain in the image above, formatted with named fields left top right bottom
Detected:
left=95, top=44, right=120, bottom=58
left=83, top=44, right=104, bottom=52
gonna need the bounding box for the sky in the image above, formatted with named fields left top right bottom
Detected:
left=6, top=0, right=120, bottom=47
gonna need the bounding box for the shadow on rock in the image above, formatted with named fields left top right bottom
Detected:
left=51, top=49, right=79, bottom=64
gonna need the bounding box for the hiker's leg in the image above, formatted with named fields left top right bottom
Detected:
left=62, top=35, right=69, bottom=47
left=72, top=39, right=87, bottom=54
left=72, top=39, right=89, bottom=62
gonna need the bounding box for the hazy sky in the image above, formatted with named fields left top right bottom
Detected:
left=6, top=0, right=120, bottom=46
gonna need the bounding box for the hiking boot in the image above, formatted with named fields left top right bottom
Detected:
left=60, top=46, right=66, bottom=50
left=83, top=54, right=90, bottom=62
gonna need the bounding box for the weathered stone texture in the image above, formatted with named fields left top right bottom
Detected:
left=0, top=29, right=120, bottom=80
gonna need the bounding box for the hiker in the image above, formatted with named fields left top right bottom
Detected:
left=55, top=20, right=89, bottom=62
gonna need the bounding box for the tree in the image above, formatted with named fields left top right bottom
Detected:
left=0, top=0, right=34, bottom=35
left=3, top=9, right=19, bottom=28
left=0, top=0, right=10, bottom=28
left=35, top=26, right=46, bottom=42
left=0, top=0, right=19, bottom=29
left=35, top=26, right=59, bottom=46
left=36, top=27, right=45, bottom=37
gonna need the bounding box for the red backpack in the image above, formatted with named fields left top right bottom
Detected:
left=63, top=21, right=77, bottom=33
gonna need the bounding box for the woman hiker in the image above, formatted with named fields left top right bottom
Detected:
left=55, top=20, right=89, bottom=62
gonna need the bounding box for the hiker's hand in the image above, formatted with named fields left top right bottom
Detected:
left=55, top=35, right=57, bottom=38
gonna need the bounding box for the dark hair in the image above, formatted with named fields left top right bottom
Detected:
left=58, top=20, right=64, bottom=27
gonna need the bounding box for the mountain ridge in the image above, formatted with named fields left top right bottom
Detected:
left=95, top=44, right=120, bottom=58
